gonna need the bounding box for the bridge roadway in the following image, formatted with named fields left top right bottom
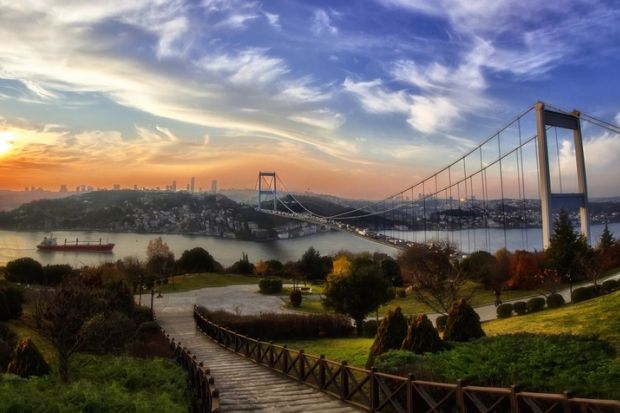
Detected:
left=156, top=306, right=360, bottom=413
left=259, top=209, right=406, bottom=251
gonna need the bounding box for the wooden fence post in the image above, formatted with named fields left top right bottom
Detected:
left=510, top=385, right=520, bottom=413
left=456, top=379, right=465, bottom=412
left=340, top=361, right=349, bottom=401
left=319, top=355, right=326, bottom=390
left=298, top=350, right=305, bottom=381
left=370, top=367, right=379, bottom=411
left=407, top=373, right=415, bottom=413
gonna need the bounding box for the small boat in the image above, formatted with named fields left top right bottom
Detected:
left=36, top=236, right=114, bottom=252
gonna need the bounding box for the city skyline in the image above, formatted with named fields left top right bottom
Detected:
left=0, top=1, right=619, bottom=199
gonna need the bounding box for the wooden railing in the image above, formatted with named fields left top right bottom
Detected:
left=193, top=306, right=620, bottom=413
left=163, top=329, right=220, bottom=413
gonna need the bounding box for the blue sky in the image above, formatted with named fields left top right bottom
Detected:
left=0, top=0, right=619, bottom=198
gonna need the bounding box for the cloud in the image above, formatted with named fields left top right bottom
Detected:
left=214, top=13, right=260, bottom=30
left=289, top=109, right=345, bottom=130
left=263, top=11, right=280, bottom=29
left=343, top=78, right=410, bottom=114
left=615, top=112, right=620, bottom=126
left=312, top=9, right=338, bottom=36
left=277, top=78, right=332, bottom=103
left=201, top=48, right=289, bottom=85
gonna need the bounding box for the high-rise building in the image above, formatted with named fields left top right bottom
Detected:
left=59, top=185, right=67, bottom=193
left=211, top=179, right=217, bottom=194
left=190, top=177, right=195, bottom=193
left=171, top=180, right=176, bottom=192
left=113, top=184, right=120, bottom=191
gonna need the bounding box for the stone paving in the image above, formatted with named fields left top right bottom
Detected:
left=156, top=307, right=360, bottom=413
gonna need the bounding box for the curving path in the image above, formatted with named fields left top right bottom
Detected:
left=155, top=305, right=360, bottom=413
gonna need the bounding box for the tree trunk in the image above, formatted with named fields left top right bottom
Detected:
left=58, top=350, right=70, bottom=383
left=355, top=318, right=364, bottom=336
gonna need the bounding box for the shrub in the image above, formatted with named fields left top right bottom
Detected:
left=601, top=279, right=618, bottom=294
left=104, top=280, right=135, bottom=316
left=177, top=247, right=218, bottom=274
left=363, top=319, right=378, bottom=338
left=42, top=264, right=73, bottom=285
left=443, top=299, right=485, bottom=342
left=527, top=297, right=546, bottom=313
left=366, top=306, right=408, bottom=368
left=0, top=325, right=17, bottom=370
left=195, top=306, right=352, bottom=340
left=137, top=321, right=161, bottom=337
left=6, top=338, right=50, bottom=377
left=0, top=291, right=10, bottom=321
left=546, top=293, right=565, bottom=309
left=0, top=286, right=24, bottom=320
left=435, top=315, right=448, bottom=331
left=513, top=301, right=527, bottom=315
left=496, top=303, right=513, bottom=319
left=571, top=286, right=599, bottom=303
left=289, top=289, right=302, bottom=307
left=259, top=277, right=282, bottom=294
left=132, top=305, right=154, bottom=324
left=81, top=311, right=136, bottom=355
left=397, top=288, right=407, bottom=298
left=401, top=314, right=443, bottom=354
left=5, top=257, right=43, bottom=284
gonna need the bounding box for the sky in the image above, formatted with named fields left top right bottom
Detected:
left=0, top=0, right=619, bottom=199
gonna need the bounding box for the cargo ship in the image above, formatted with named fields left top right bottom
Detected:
left=36, top=236, right=114, bottom=252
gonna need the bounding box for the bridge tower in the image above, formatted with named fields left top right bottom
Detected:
left=257, top=172, right=277, bottom=211
left=536, top=102, right=589, bottom=248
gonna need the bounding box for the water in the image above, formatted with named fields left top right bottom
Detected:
left=0, top=230, right=398, bottom=267
left=380, top=222, right=620, bottom=253
left=1, top=223, right=617, bottom=267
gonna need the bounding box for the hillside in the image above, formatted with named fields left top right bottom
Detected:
left=0, top=190, right=300, bottom=240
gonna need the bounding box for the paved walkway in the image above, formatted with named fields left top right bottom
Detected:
left=156, top=306, right=360, bottom=413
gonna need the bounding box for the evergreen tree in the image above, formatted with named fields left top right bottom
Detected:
left=545, top=211, right=587, bottom=285
left=401, top=314, right=443, bottom=354
left=443, top=299, right=485, bottom=342
left=366, top=306, right=408, bottom=368
left=598, top=223, right=615, bottom=252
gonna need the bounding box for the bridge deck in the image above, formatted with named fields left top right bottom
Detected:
left=156, top=309, right=361, bottom=413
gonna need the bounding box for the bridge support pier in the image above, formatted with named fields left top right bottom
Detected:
left=535, top=102, right=589, bottom=248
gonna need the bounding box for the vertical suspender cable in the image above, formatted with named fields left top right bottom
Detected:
left=554, top=127, right=563, bottom=193
left=498, top=133, right=508, bottom=250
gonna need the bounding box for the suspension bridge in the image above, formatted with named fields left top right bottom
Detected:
left=255, top=102, right=620, bottom=254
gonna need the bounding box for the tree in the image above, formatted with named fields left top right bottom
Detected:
left=177, top=247, right=217, bottom=274
left=254, top=260, right=269, bottom=276
left=5, top=257, right=43, bottom=284
left=460, top=251, right=503, bottom=289
left=264, top=259, right=284, bottom=276
left=545, top=211, right=588, bottom=290
left=298, top=247, right=331, bottom=282
left=6, top=338, right=50, bottom=377
left=506, top=250, right=544, bottom=290
left=119, top=256, right=146, bottom=299
left=34, top=277, right=102, bottom=382
left=146, top=237, right=175, bottom=280
left=380, top=257, right=403, bottom=286
left=323, top=257, right=391, bottom=336
left=228, top=252, right=254, bottom=275
left=597, top=223, right=615, bottom=252
left=398, top=242, right=469, bottom=314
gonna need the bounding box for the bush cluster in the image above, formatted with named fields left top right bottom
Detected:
left=288, top=289, right=302, bottom=307
left=546, top=293, right=565, bottom=309
left=6, top=338, right=50, bottom=377
left=526, top=297, right=546, bottom=313
left=571, top=286, right=599, bottom=303
left=496, top=303, right=513, bottom=318
left=435, top=315, right=448, bottom=332
left=258, top=277, right=283, bottom=294
left=196, top=307, right=353, bottom=340
left=601, top=279, right=619, bottom=294
left=401, top=314, right=443, bottom=354
left=5, top=258, right=74, bottom=285
left=513, top=301, right=527, bottom=315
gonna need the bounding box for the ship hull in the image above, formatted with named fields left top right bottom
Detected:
left=37, top=244, right=115, bottom=252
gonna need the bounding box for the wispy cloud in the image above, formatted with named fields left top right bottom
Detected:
left=201, top=48, right=289, bottom=85
left=343, top=78, right=410, bottom=114
left=289, top=109, right=345, bottom=130
left=312, top=9, right=338, bottom=36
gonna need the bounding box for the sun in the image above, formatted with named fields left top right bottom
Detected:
left=0, top=132, right=13, bottom=156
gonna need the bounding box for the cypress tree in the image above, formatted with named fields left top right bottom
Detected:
left=366, top=306, right=408, bottom=368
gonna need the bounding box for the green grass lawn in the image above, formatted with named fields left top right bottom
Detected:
left=0, top=354, right=191, bottom=412
left=484, top=290, right=620, bottom=354
left=160, top=272, right=258, bottom=293
left=275, top=337, right=373, bottom=367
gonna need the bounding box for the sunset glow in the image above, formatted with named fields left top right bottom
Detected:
left=0, top=1, right=618, bottom=198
